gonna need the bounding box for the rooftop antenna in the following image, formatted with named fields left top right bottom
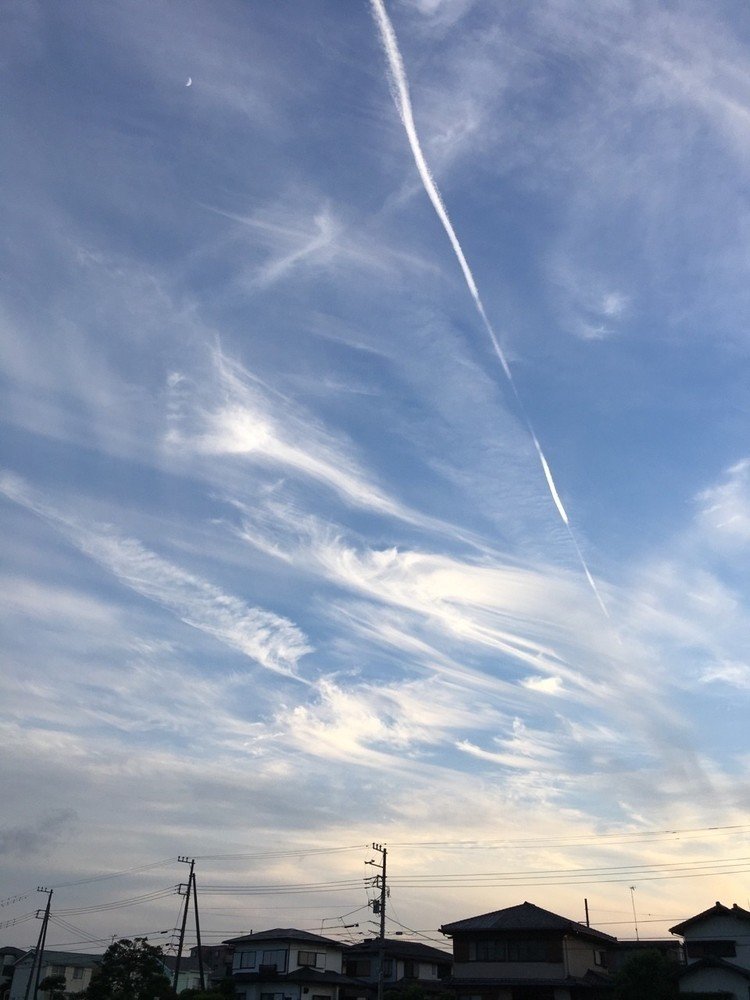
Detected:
left=629, top=886, right=640, bottom=941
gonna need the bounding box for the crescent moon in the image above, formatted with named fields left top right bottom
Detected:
left=186, top=77, right=192, bottom=87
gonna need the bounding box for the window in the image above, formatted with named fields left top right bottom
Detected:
left=50, top=966, right=67, bottom=977
left=73, top=967, right=84, bottom=979
left=473, top=940, right=507, bottom=961
left=506, top=940, right=547, bottom=962
left=298, top=951, right=323, bottom=968
left=470, top=939, right=555, bottom=963
left=383, top=959, right=393, bottom=978
left=594, top=949, right=607, bottom=968
left=262, top=949, right=288, bottom=972
left=346, top=959, right=371, bottom=978
left=237, top=950, right=257, bottom=969
left=686, top=939, right=736, bottom=959
left=403, top=960, right=418, bottom=979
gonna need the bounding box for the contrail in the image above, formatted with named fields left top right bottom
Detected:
left=370, top=0, right=609, bottom=618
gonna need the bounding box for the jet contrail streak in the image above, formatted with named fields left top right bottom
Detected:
left=370, top=0, right=609, bottom=619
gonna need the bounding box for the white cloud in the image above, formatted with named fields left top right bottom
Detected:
left=0, top=471, right=310, bottom=677
left=699, top=661, right=750, bottom=690
left=522, top=674, right=564, bottom=695
left=696, top=459, right=750, bottom=547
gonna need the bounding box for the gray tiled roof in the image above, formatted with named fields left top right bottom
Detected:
left=345, top=939, right=451, bottom=962
left=223, top=928, right=341, bottom=947
left=17, top=950, right=102, bottom=968
left=670, top=901, right=750, bottom=935
left=440, top=901, right=615, bottom=943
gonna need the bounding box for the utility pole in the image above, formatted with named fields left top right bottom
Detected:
left=191, top=864, right=205, bottom=991
left=174, top=858, right=195, bottom=992
left=366, top=844, right=388, bottom=1000
left=174, top=856, right=205, bottom=992
left=24, top=887, right=52, bottom=1000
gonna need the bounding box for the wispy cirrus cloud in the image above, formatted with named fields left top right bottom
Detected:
left=165, top=347, right=474, bottom=541
left=0, top=471, right=310, bottom=677
left=204, top=196, right=440, bottom=292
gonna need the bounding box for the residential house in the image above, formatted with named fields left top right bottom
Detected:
left=605, top=938, right=683, bottom=975
left=440, top=901, right=615, bottom=1000
left=190, top=943, right=235, bottom=984
left=670, top=901, right=750, bottom=998
left=9, top=949, right=100, bottom=1000
left=225, top=928, right=361, bottom=1000
left=343, top=937, right=452, bottom=998
left=163, top=953, right=210, bottom=993
left=1, top=948, right=23, bottom=1000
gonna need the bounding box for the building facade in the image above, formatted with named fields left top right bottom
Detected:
left=9, top=950, right=100, bottom=1000
left=671, top=901, right=750, bottom=998
left=440, top=901, right=614, bottom=1000
left=225, top=928, right=359, bottom=1000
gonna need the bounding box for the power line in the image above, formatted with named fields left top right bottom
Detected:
left=192, top=845, right=367, bottom=861
left=386, top=823, right=750, bottom=850
left=54, top=887, right=178, bottom=915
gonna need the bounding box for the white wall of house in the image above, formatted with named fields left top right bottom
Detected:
left=562, top=937, right=607, bottom=977
left=9, top=958, right=94, bottom=1000
left=678, top=962, right=748, bottom=998
left=233, top=940, right=343, bottom=975
left=681, top=912, right=750, bottom=968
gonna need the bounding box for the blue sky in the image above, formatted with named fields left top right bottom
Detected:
left=3, top=0, right=750, bottom=951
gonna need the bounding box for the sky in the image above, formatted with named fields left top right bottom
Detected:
left=3, top=0, right=750, bottom=956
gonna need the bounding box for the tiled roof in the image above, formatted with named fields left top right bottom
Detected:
left=232, top=968, right=361, bottom=986
left=345, top=939, right=452, bottom=962
left=443, top=973, right=610, bottom=989
left=677, top=956, right=750, bottom=982
left=670, top=902, right=750, bottom=935
left=223, top=928, right=341, bottom=947
left=17, top=950, right=102, bottom=968
left=440, top=901, right=615, bottom=943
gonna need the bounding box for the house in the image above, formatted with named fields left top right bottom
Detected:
left=439, top=901, right=615, bottom=1000
left=163, top=953, right=210, bottom=993
left=190, top=943, right=235, bottom=984
left=670, top=901, right=750, bottom=998
left=8, top=949, right=100, bottom=1000
left=605, top=938, right=683, bottom=975
left=1, top=948, right=23, bottom=999
left=224, top=928, right=361, bottom=1000
left=342, top=937, right=452, bottom=998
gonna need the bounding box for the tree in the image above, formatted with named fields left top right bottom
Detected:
left=84, top=937, right=172, bottom=1000
left=611, top=949, right=679, bottom=1000
left=38, top=974, right=67, bottom=1000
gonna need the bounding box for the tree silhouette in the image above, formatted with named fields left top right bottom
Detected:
left=83, top=937, right=172, bottom=1000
